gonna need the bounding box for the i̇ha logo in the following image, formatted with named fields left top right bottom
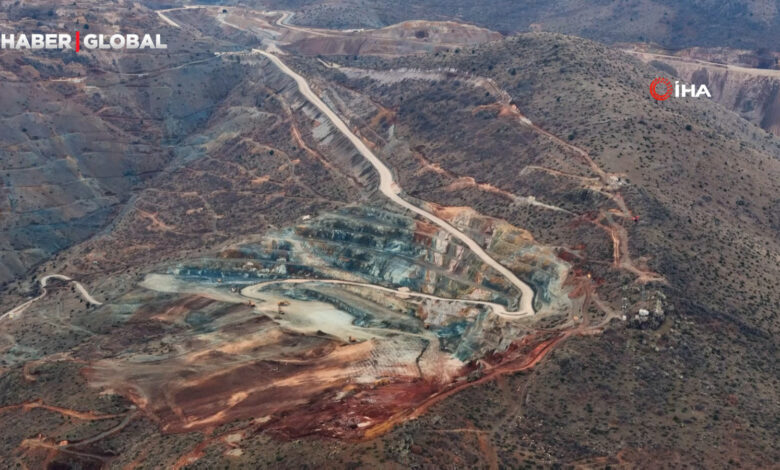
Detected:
left=650, top=77, right=711, bottom=100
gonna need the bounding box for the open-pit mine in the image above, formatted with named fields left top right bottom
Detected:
left=0, top=7, right=598, bottom=463
left=3, top=1, right=773, bottom=468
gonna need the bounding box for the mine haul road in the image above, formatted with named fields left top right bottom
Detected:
left=242, top=278, right=527, bottom=319
left=151, top=8, right=536, bottom=318
left=1, top=47, right=535, bottom=322
left=251, top=48, right=536, bottom=318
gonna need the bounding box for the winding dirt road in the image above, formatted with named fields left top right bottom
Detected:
left=152, top=5, right=536, bottom=317
left=155, top=5, right=208, bottom=29
left=241, top=278, right=530, bottom=319
left=1, top=274, right=102, bottom=321
left=149, top=2, right=535, bottom=318
left=254, top=48, right=535, bottom=317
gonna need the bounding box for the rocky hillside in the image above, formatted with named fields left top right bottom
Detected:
left=0, top=1, right=244, bottom=284
left=284, top=33, right=780, bottom=466
left=1, top=4, right=778, bottom=468
left=634, top=50, right=780, bottom=135
left=317, top=33, right=780, bottom=333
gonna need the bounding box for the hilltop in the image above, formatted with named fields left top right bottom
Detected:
left=234, top=0, right=780, bottom=51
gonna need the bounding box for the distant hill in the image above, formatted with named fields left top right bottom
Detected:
left=241, top=0, right=780, bottom=51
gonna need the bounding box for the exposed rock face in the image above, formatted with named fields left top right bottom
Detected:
left=84, top=206, right=572, bottom=438
left=637, top=51, right=780, bottom=135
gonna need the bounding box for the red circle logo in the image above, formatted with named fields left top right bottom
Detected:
left=649, top=77, right=673, bottom=101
